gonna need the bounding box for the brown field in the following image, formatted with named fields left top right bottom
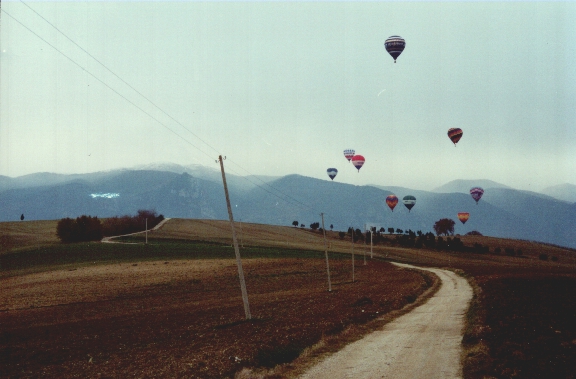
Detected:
left=0, top=219, right=435, bottom=378
left=1, top=218, right=576, bottom=378
left=0, top=220, right=60, bottom=254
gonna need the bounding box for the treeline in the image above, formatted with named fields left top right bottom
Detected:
left=56, top=210, right=164, bottom=243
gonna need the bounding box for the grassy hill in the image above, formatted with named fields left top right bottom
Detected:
left=1, top=219, right=575, bottom=378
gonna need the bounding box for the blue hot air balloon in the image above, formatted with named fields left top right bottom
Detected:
left=327, top=168, right=338, bottom=180
left=384, top=35, right=406, bottom=63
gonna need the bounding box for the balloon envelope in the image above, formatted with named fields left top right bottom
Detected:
left=458, top=212, right=470, bottom=224
left=327, top=168, right=338, bottom=180
left=448, top=128, right=463, bottom=145
left=402, top=195, right=416, bottom=212
left=386, top=194, right=399, bottom=211
left=470, top=187, right=484, bottom=204
left=343, top=149, right=355, bottom=162
left=351, top=155, right=365, bottom=172
left=384, top=35, right=406, bottom=63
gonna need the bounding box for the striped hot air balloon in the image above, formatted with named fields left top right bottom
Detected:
left=458, top=212, right=470, bottom=224
left=343, top=149, right=355, bottom=162
left=386, top=194, right=398, bottom=212
left=402, top=195, right=416, bottom=212
left=470, top=187, right=484, bottom=204
left=384, top=35, right=406, bottom=63
left=351, top=155, right=365, bottom=172
left=448, top=128, right=463, bottom=146
left=327, top=168, right=338, bottom=181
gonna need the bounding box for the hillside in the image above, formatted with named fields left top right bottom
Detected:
left=540, top=183, right=576, bottom=203
left=0, top=168, right=574, bottom=249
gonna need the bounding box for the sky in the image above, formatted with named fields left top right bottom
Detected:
left=1, top=1, right=575, bottom=192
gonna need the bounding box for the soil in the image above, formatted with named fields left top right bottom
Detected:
left=0, top=257, right=430, bottom=378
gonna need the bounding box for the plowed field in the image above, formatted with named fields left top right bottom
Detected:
left=1, top=257, right=431, bottom=378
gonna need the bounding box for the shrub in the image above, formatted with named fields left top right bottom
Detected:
left=57, top=215, right=103, bottom=243
left=102, top=209, right=164, bottom=237
left=539, top=253, right=549, bottom=261
left=551, top=256, right=559, bottom=262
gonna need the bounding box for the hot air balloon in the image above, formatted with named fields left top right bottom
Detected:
left=343, top=149, right=355, bottom=162
left=470, top=187, right=484, bottom=204
left=402, top=195, right=416, bottom=212
left=384, top=35, right=406, bottom=63
left=351, top=155, right=365, bottom=172
left=458, top=212, right=470, bottom=224
left=327, top=168, right=338, bottom=181
left=448, top=128, right=463, bottom=146
left=386, top=194, right=398, bottom=212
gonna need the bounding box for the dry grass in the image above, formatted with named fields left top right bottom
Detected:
left=0, top=220, right=60, bottom=254
left=3, top=218, right=576, bottom=378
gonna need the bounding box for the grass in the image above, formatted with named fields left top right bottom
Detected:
left=0, top=237, right=350, bottom=278
left=0, top=220, right=60, bottom=254
left=3, top=218, right=576, bottom=378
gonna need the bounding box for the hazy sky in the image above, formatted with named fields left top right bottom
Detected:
left=1, top=1, right=575, bottom=191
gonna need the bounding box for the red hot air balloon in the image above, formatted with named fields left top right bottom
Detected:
left=448, top=128, right=463, bottom=146
left=458, top=212, right=470, bottom=224
left=386, top=194, right=398, bottom=212
left=351, top=155, right=365, bottom=172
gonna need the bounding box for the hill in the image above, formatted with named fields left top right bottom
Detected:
left=432, top=179, right=512, bottom=193
left=0, top=167, right=574, bottom=249
left=540, top=183, right=576, bottom=203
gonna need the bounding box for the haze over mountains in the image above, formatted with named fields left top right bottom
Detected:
left=1, top=163, right=574, bottom=249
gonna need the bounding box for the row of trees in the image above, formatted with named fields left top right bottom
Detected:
left=295, top=217, right=463, bottom=238
left=56, top=210, right=164, bottom=243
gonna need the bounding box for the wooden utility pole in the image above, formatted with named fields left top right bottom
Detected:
left=363, top=224, right=367, bottom=265
left=321, top=213, right=332, bottom=292
left=351, top=226, right=355, bottom=282
left=370, top=227, right=373, bottom=259
left=218, top=155, right=251, bottom=320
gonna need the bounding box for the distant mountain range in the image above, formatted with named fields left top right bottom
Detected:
left=1, top=164, right=575, bottom=249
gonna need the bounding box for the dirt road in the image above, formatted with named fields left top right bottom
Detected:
left=298, top=263, right=473, bottom=379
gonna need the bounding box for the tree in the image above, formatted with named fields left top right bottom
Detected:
left=20, top=214, right=24, bottom=221
left=57, top=215, right=103, bottom=243
left=339, top=231, right=346, bottom=239
left=300, top=224, right=305, bottom=228
left=310, top=222, right=320, bottom=231
left=433, top=218, right=455, bottom=236
left=330, top=224, right=333, bottom=231
left=292, top=221, right=299, bottom=227
left=388, top=227, right=394, bottom=234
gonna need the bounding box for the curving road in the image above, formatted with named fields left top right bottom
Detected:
left=298, top=263, right=473, bottom=379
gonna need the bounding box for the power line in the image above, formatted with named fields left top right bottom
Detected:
left=15, top=1, right=326, bottom=217
left=3, top=4, right=341, bottom=224
left=17, top=0, right=223, bottom=160
left=1, top=7, right=215, bottom=164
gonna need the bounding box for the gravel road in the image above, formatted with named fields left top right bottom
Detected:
left=298, top=263, right=473, bottom=379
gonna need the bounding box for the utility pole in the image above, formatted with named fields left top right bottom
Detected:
left=218, top=155, right=251, bottom=319
left=145, top=218, right=148, bottom=245
left=370, top=227, right=373, bottom=259
left=363, top=224, right=367, bottom=265
left=321, top=213, right=332, bottom=292
left=351, top=226, right=355, bottom=283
